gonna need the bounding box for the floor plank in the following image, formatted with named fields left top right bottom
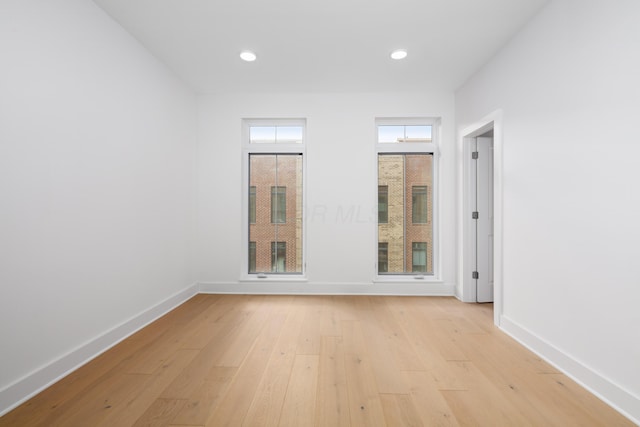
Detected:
left=403, top=370, right=460, bottom=427
left=278, top=354, right=319, bottom=426
left=169, top=366, right=237, bottom=426
left=315, top=336, right=350, bottom=427
left=242, top=304, right=305, bottom=426
left=342, top=320, right=387, bottom=427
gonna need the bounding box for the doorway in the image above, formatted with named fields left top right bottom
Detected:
left=471, top=132, right=494, bottom=302
left=461, top=112, right=503, bottom=324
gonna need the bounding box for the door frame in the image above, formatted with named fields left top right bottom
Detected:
left=458, top=110, right=503, bottom=326
left=474, top=135, right=494, bottom=303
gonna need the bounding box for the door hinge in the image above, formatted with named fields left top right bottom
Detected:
left=472, top=271, right=479, bottom=279
left=472, top=151, right=479, bottom=159
left=472, top=211, right=479, bottom=219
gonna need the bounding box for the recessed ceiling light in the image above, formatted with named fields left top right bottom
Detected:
left=390, top=49, right=408, bottom=60
left=240, top=51, right=257, bottom=62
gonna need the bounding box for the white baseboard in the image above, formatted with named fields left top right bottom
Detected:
left=500, top=315, right=640, bottom=426
left=197, top=281, right=456, bottom=296
left=0, top=283, right=199, bottom=417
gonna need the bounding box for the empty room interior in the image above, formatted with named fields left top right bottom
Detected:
left=1, top=0, right=639, bottom=425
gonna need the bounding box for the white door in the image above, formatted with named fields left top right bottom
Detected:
left=474, top=136, right=494, bottom=302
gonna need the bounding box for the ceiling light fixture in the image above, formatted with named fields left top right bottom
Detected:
left=390, top=49, right=408, bottom=60
left=240, top=51, right=257, bottom=62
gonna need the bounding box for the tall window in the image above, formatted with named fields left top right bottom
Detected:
left=377, top=119, right=437, bottom=276
left=245, top=119, right=305, bottom=276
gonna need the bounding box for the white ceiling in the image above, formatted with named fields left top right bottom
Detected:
left=92, top=0, right=549, bottom=94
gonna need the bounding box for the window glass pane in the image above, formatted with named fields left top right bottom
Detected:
left=378, top=153, right=433, bottom=274
left=250, top=126, right=276, bottom=143
left=378, top=125, right=432, bottom=143
left=276, top=126, right=303, bottom=144
left=378, top=125, right=404, bottom=143
left=250, top=125, right=303, bottom=144
left=249, top=154, right=302, bottom=274
left=405, top=125, right=432, bottom=141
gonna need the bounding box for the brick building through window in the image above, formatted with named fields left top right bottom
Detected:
left=378, top=154, right=433, bottom=274
left=248, top=154, right=302, bottom=273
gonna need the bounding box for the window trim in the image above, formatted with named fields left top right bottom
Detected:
left=375, top=117, right=440, bottom=281
left=241, top=118, right=307, bottom=281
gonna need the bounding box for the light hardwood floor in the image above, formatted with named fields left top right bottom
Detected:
left=0, top=295, right=633, bottom=426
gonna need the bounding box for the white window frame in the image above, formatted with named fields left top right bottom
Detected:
left=241, top=118, right=307, bottom=281
left=374, top=117, right=440, bottom=282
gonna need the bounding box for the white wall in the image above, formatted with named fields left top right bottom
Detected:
left=197, top=92, right=456, bottom=295
left=0, top=0, right=198, bottom=413
left=456, top=0, right=640, bottom=422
